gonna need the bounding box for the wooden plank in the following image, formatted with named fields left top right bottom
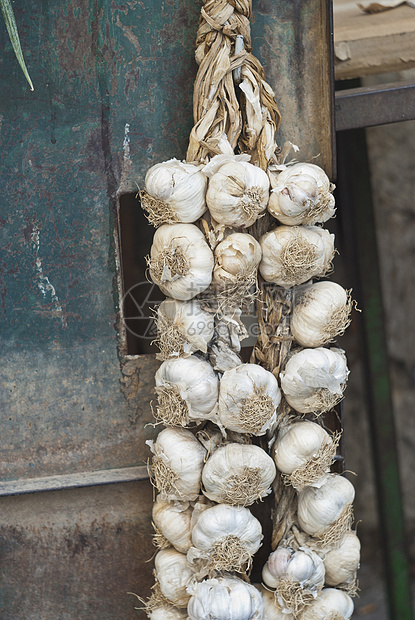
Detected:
left=334, top=0, right=415, bottom=79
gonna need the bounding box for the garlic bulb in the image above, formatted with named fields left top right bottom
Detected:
left=202, top=443, right=276, bottom=505
left=187, top=576, right=264, bottom=620
left=262, top=546, right=325, bottom=614
left=154, top=548, right=195, bottom=608
left=291, top=281, right=352, bottom=348
left=213, top=233, right=262, bottom=290
left=259, top=226, right=335, bottom=288
left=297, top=474, right=355, bottom=544
left=148, top=607, right=187, bottom=620
left=206, top=160, right=270, bottom=227
left=280, top=348, right=349, bottom=415
left=149, top=224, right=214, bottom=300
left=154, top=356, right=219, bottom=427
left=268, top=163, right=335, bottom=226
left=255, top=585, right=294, bottom=619
left=298, top=588, right=354, bottom=619
left=218, top=363, right=281, bottom=435
left=152, top=497, right=193, bottom=553
left=187, top=503, right=263, bottom=574
left=273, top=421, right=337, bottom=489
left=147, top=428, right=206, bottom=501
left=142, top=158, right=207, bottom=226
left=323, top=530, right=361, bottom=588
left=155, top=298, right=214, bottom=359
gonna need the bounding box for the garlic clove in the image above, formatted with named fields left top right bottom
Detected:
left=147, top=427, right=207, bottom=502
left=291, top=281, right=352, bottom=348
left=218, top=363, right=281, bottom=435
left=202, top=443, right=276, bottom=506
left=149, top=223, right=214, bottom=301
left=323, top=530, right=361, bottom=590
left=187, top=576, right=264, bottom=620
left=142, top=158, right=207, bottom=226
left=259, top=225, right=335, bottom=288
left=154, top=548, right=196, bottom=608
left=154, top=356, right=219, bottom=427
left=298, top=587, right=354, bottom=619
left=268, top=162, right=335, bottom=226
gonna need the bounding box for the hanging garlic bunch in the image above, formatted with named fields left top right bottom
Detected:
left=262, top=546, right=325, bottom=615
left=155, top=298, right=214, bottom=359
left=202, top=443, right=276, bottom=506
left=187, top=503, right=263, bottom=575
left=273, top=421, right=339, bottom=489
left=255, top=585, right=294, bottom=619
left=218, top=363, right=281, bottom=435
left=149, top=224, right=214, bottom=300
left=212, top=232, right=261, bottom=293
left=268, top=163, right=336, bottom=226
left=298, top=588, right=354, bottom=619
left=147, top=427, right=206, bottom=502
left=291, top=281, right=352, bottom=348
left=280, top=348, right=349, bottom=415
left=187, top=576, right=264, bottom=620
left=141, top=158, right=207, bottom=226
left=154, top=356, right=219, bottom=427
left=322, top=530, right=361, bottom=590
left=259, top=226, right=335, bottom=288
left=205, top=159, right=270, bottom=227
left=153, top=548, right=196, bottom=608
left=297, top=474, right=355, bottom=545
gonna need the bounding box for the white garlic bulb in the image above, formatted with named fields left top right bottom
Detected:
left=218, top=363, right=281, bottom=435
left=268, top=163, right=335, bottom=226
left=154, top=548, right=195, bottom=608
left=273, top=421, right=337, bottom=489
left=259, top=226, right=335, bottom=288
left=147, top=428, right=206, bottom=502
left=206, top=160, right=270, bottom=227
left=323, top=530, right=361, bottom=588
left=280, top=348, right=349, bottom=415
left=148, top=607, right=187, bottom=620
left=187, top=576, right=264, bottom=620
left=187, top=503, right=263, bottom=574
left=152, top=497, right=193, bottom=554
left=298, top=588, right=354, bottom=619
left=149, top=224, right=214, bottom=300
left=213, top=233, right=262, bottom=289
left=291, top=281, right=352, bottom=348
left=155, top=298, right=214, bottom=359
left=154, top=356, right=219, bottom=427
left=297, top=474, right=355, bottom=542
left=142, top=158, right=207, bottom=226
left=202, top=443, right=276, bottom=505
left=255, top=585, right=294, bottom=619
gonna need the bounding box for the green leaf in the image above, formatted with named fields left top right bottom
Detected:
left=1, top=0, right=34, bottom=90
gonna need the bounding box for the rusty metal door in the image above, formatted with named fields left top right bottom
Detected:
left=0, top=0, right=332, bottom=617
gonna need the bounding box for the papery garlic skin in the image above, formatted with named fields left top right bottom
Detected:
left=263, top=546, right=325, bottom=593
left=298, top=588, right=354, bottom=619
left=152, top=497, right=193, bottom=554
left=255, top=585, right=294, bottom=619
left=297, top=474, right=355, bottom=538
left=291, top=281, right=351, bottom=348
left=155, top=298, right=214, bottom=359
left=323, top=531, right=361, bottom=588
left=187, top=576, right=264, bottom=620
left=148, top=607, right=187, bottom=620
left=206, top=160, right=270, bottom=227
left=213, top=233, right=262, bottom=288
left=149, top=224, right=214, bottom=300
left=154, top=356, right=219, bottom=427
left=202, top=443, right=276, bottom=505
left=143, top=159, right=207, bottom=225
left=280, top=348, right=349, bottom=415
left=273, top=421, right=332, bottom=474
left=259, top=226, right=334, bottom=288
left=188, top=503, right=263, bottom=573
left=147, top=427, right=206, bottom=502
left=154, top=548, right=196, bottom=608
left=218, top=363, right=281, bottom=435
left=268, top=163, right=335, bottom=226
